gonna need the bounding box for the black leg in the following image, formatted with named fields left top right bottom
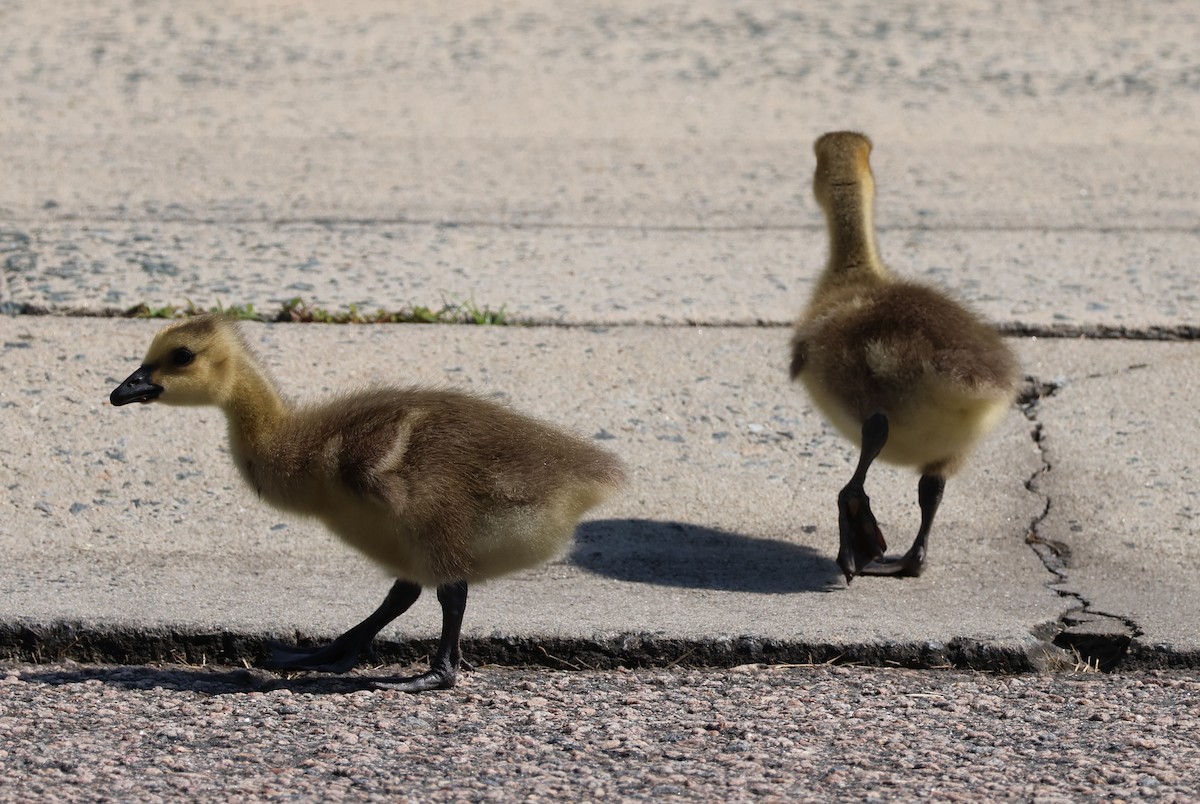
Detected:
left=267, top=579, right=421, bottom=673
left=376, top=581, right=469, bottom=693
left=836, top=412, right=890, bottom=583
left=860, top=473, right=945, bottom=578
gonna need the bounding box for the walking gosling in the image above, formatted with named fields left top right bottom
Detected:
left=111, top=314, right=625, bottom=691
left=790, top=132, right=1018, bottom=583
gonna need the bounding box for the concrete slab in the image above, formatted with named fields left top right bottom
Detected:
left=1021, top=340, right=1200, bottom=658
left=0, top=317, right=1058, bottom=665
left=6, top=139, right=1197, bottom=230
left=2, top=1, right=1196, bottom=336
left=3, top=223, right=1194, bottom=331
left=8, top=0, right=1198, bottom=148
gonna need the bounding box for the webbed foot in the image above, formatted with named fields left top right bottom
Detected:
left=858, top=543, right=927, bottom=577
left=837, top=482, right=887, bottom=583
left=374, top=662, right=461, bottom=693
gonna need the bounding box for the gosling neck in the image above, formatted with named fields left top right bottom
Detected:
left=220, top=356, right=290, bottom=454
left=818, top=184, right=889, bottom=291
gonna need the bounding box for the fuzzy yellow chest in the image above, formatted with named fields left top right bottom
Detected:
left=316, top=500, right=435, bottom=586
left=232, top=442, right=331, bottom=516
left=229, top=415, right=374, bottom=510
left=801, top=370, right=1008, bottom=472
left=231, top=437, right=438, bottom=583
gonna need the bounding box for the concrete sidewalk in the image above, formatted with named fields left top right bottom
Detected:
left=1, top=0, right=1197, bottom=671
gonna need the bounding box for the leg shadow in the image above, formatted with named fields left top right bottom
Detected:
left=14, top=663, right=395, bottom=695
left=571, top=519, right=842, bottom=593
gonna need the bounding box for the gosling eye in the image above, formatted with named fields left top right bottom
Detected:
left=170, top=347, right=195, bottom=367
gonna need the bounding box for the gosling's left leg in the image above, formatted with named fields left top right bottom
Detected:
left=267, top=579, right=421, bottom=673
left=860, top=474, right=945, bottom=577
left=376, top=581, right=469, bottom=693
left=837, top=412, right=890, bottom=583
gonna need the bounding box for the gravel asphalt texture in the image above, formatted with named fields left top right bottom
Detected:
left=4, top=661, right=1200, bottom=802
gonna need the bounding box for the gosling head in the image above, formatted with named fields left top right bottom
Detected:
left=110, top=314, right=240, bottom=408
left=811, top=131, right=874, bottom=215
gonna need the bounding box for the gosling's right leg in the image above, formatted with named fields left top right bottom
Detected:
left=267, top=579, right=421, bottom=673
left=376, top=581, right=469, bottom=693
left=837, top=412, right=889, bottom=583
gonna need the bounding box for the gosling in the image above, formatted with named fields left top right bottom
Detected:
left=111, top=314, right=625, bottom=691
left=790, top=131, right=1019, bottom=583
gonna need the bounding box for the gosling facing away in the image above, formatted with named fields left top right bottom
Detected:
left=790, top=131, right=1019, bottom=583
left=111, top=315, right=625, bottom=691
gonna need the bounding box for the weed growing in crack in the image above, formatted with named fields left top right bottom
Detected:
left=121, top=296, right=511, bottom=325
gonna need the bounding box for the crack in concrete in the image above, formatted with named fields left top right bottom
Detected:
left=1001, top=322, right=1200, bottom=341
left=7, top=303, right=1200, bottom=343
left=5, top=214, right=1197, bottom=236
left=1080, top=362, right=1151, bottom=382
left=1019, top=375, right=1140, bottom=671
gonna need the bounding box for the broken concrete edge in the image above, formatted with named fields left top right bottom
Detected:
left=1016, top=376, right=1164, bottom=676
left=4, top=619, right=1196, bottom=676
left=1019, top=385, right=1147, bottom=675
left=0, top=620, right=1045, bottom=674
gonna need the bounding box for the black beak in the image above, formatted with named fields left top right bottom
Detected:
left=110, top=365, right=163, bottom=406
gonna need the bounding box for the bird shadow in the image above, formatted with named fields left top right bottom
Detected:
left=569, top=518, right=843, bottom=594
left=13, top=663, right=407, bottom=695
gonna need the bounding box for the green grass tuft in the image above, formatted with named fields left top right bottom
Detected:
left=124, top=296, right=511, bottom=326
